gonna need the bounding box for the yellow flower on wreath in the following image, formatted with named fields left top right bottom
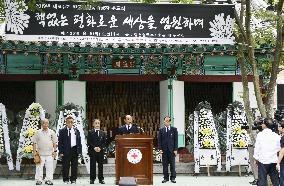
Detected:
left=233, top=126, right=245, bottom=135
left=235, top=139, right=248, bottom=148
left=200, top=127, right=213, bottom=136
left=23, top=145, right=33, bottom=153
left=31, top=110, right=40, bottom=117
left=26, top=128, right=36, bottom=138
left=234, top=126, right=241, bottom=134
left=202, top=138, right=215, bottom=148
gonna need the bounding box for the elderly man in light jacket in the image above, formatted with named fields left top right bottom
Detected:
left=32, top=119, right=58, bottom=185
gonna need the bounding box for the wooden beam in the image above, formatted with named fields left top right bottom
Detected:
left=177, top=75, right=254, bottom=82
left=0, top=75, right=69, bottom=81
left=79, top=75, right=167, bottom=82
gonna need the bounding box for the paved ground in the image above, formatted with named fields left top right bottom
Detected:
left=0, top=176, right=254, bottom=186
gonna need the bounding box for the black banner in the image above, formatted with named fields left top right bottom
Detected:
left=5, top=1, right=235, bottom=44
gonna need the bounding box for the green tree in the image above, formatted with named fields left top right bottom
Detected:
left=233, top=0, right=283, bottom=128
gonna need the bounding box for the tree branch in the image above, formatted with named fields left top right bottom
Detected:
left=227, top=0, right=248, bottom=42
left=266, top=0, right=284, bottom=117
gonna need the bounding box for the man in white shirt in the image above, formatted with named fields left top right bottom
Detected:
left=58, top=116, right=82, bottom=184
left=32, top=119, right=58, bottom=185
left=253, top=118, right=281, bottom=186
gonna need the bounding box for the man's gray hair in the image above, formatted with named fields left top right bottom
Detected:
left=41, top=118, right=49, bottom=125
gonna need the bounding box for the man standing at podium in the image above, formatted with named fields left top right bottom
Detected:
left=158, top=116, right=178, bottom=183
left=119, top=115, right=140, bottom=134
left=87, top=119, right=106, bottom=184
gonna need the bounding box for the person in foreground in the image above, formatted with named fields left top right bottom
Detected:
left=118, top=114, right=140, bottom=134
left=32, top=118, right=58, bottom=185
left=88, top=119, right=106, bottom=184
left=254, top=118, right=280, bottom=186
left=158, top=116, right=178, bottom=183
left=58, top=116, right=82, bottom=184
left=276, top=120, right=284, bottom=186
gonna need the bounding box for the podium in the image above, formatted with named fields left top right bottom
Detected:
left=115, top=134, right=153, bottom=185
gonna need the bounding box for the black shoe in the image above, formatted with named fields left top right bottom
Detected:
left=63, top=181, right=69, bottom=184
left=70, top=181, right=76, bottom=184
left=36, top=181, right=42, bottom=185
left=90, top=180, right=95, bottom=184
left=99, top=180, right=105, bottom=184
left=45, top=181, right=53, bottom=185
left=171, top=179, right=176, bottom=183
left=249, top=179, right=258, bottom=185
left=162, top=180, right=169, bottom=183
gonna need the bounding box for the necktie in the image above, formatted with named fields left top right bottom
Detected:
left=68, top=129, right=71, bottom=146
left=166, top=127, right=169, bottom=133
left=95, top=129, right=99, bottom=136
left=127, top=125, right=130, bottom=131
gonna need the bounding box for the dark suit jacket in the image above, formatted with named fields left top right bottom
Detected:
left=118, top=124, right=140, bottom=135
left=87, top=129, right=106, bottom=156
left=158, top=126, right=178, bottom=152
left=58, top=127, right=82, bottom=156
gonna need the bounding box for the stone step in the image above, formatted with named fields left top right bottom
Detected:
left=0, top=163, right=250, bottom=178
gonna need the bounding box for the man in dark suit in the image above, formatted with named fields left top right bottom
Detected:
left=87, top=119, right=106, bottom=184
left=118, top=115, right=140, bottom=135
left=158, top=116, right=178, bottom=183
left=58, top=116, right=82, bottom=184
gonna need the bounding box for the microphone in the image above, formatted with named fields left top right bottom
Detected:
left=137, top=126, right=144, bottom=134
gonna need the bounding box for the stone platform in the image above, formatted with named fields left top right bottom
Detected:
left=0, top=162, right=250, bottom=178
left=0, top=176, right=254, bottom=186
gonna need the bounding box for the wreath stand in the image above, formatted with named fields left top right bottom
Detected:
left=194, top=111, right=222, bottom=174
left=21, top=158, right=34, bottom=179
left=0, top=155, right=8, bottom=179
left=225, top=107, right=250, bottom=175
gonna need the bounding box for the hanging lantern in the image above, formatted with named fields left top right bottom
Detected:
left=112, top=43, right=119, bottom=48
left=68, top=42, right=75, bottom=47
left=155, top=44, right=161, bottom=48
left=123, top=43, right=129, bottom=48
left=79, top=42, right=86, bottom=48
left=57, top=41, right=64, bottom=47
left=91, top=43, right=98, bottom=48
left=101, top=43, right=108, bottom=48
left=46, top=41, right=52, bottom=47
left=145, top=43, right=151, bottom=48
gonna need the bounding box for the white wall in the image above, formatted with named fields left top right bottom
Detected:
left=0, top=23, right=4, bottom=37
left=35, top=81, right=57, bottom=122
left=233, top=82, right=257, bottom=108
left=160, top=80, right=168, bottom=127
left=173, top=80, right=185, bottom=134
left=63, top=81, right=86, bottom=119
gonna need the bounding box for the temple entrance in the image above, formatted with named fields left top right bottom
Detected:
left=86, top=81, right=160, bottom=141
left=185, top=82, right=233, bottom=117
left=0, top=81, right=35, bottom=113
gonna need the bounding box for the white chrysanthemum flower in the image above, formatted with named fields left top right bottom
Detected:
left=29, top=103, right=42, bottom=110
left=5, top=0, right=30, bottom=34
left=209, top=13, right=234, bottom=40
